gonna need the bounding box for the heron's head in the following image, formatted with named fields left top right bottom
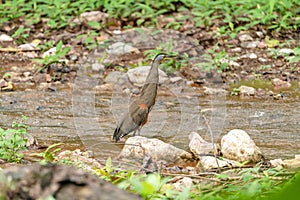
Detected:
left=153, top=53, right=176, bottom=64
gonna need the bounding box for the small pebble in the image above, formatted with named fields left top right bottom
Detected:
left=238, top=34, right=253, bottom=42
left=0, top=34, right=13, bottom=41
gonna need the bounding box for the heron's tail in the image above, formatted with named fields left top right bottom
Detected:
left=113, top=126, right=122, bottom=142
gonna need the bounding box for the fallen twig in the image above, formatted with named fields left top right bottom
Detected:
left=0, top=47, right=40, bottom=52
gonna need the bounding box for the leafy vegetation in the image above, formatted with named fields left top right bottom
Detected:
left=201, top=45, right=238, bottom=72
left=0, top=0, right=299, bottom=32
left=1, top=0, right=300, bottom=198
left=144, top=42, right=189, bottom=73
left=91, top=157, right=300, bottom=199
left=0, top=116, right=28, bottom=163
left=33, top=143, right=63, bottom=164
left=33, top=40, right=70, bottom=72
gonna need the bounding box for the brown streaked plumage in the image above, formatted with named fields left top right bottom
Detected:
left=113, top=53, right=174, bottom=142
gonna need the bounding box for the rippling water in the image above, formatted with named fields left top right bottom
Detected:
left=1, top=87, right=299, bottom=160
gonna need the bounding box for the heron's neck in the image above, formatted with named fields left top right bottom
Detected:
left=145, top=62, right=159, bottom=84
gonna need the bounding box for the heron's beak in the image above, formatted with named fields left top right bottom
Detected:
left=165, top=54, right=177, bottom=60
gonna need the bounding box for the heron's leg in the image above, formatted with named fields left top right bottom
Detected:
left=133, top=129, right=137, bottom=136
left=137, top=127, right=141, bottom=136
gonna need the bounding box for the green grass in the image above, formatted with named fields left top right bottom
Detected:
left=0, top=0, right=299, bottom=32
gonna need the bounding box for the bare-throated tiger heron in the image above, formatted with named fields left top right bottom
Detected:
left=113, top=53, right=174, bottom=142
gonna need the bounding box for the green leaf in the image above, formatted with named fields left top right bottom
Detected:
left=56, top=40, right=63, bottom=52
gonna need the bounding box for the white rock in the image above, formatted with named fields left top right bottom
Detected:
left=249, top=53, right=258, bottom=59
left=198, top=156, right=237, bottom=171
left=231, top=47, right=242, bottom=52
left=106, top=42, right=139, bottom=55
left=258, top=58, right=268, bottom=63
left=80, top=11, right=108, bottom=21
left=0, top=34, right=13, bottom=42
left=221, top=129, right=262, bottom=162
left=23, top=52, right=38, bottom=58
left=93, top=83, right=113, bottom=92
left=229, top=60, right=240, bottom=67
left=241, top=53, right=257, bottom=59
left=239, top=85, right=256, bottom=96
left=282, top=155, right=300, bottom=169
left=278, top=48, right=294, bottom=55
left=113, top=30, right=122, bottom=35
left=18, top=43, right=36, bottom=50
left=127, top=66, right=168, bottom=87
left=270, top=159, right=284, bottom=168
left=272, top=78, right=291, bottom=89
left=42, top=47, right=57, bottom=58
left=119, top=136, right=192, bottom=163
left=189, top=132, right=219, bottom=157
left=186, top=80, right=194, bottom=86
left=172, top=177, right=193, bottom=190
left=255, top=31, right=264, bottom=38
left=23, top=71, right=31, bottom=77
left=238, top=34, right=253, bottom=42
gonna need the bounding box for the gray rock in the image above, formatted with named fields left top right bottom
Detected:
left=203, top=87, right=228, bottom=95
left=221, top=129, right=262, bottom=163
left=91, top=63, right=105, bottom=71
left=188, top=132, right=219, bottom=157
left=272, top=78, right=291, bottom=89
left=239, top=85, right=256, bottom=96
left=104, top=71, right=128, bottom=85
left=106, top=42, right=139, bottom=56
left=198, top=156, right=237, bottom=171
left=25, top=133, right=38, bottom=148
left=0, top=164, right=141, bottom=200
left=170, top=76, right=182, bottom=83
left=238, top=34, right=253, bottom=42
left=0, top=79, right=8, bottom=88
left=18, top=43, right=36, bottom=50
left=257, top=41, right=267, bottom=48
left=119, top=136, right=193, bottom=164
left=0, top=34, right=13, bottom=41
left=241, top=53, right=257, bottom=59
left=172, top=177, right=193, bottom=190
left=73, top=11, right=108, bottom=23
left=127, top=66, right=168, bottom=87
left=241, top=41, right=260, bottom=49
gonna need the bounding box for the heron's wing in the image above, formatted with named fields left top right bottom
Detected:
left=113, top=100, right=149, bottom=142
left=113, top=112, right=139, bottom=142
left=129, top=100, right=149, bottom=126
